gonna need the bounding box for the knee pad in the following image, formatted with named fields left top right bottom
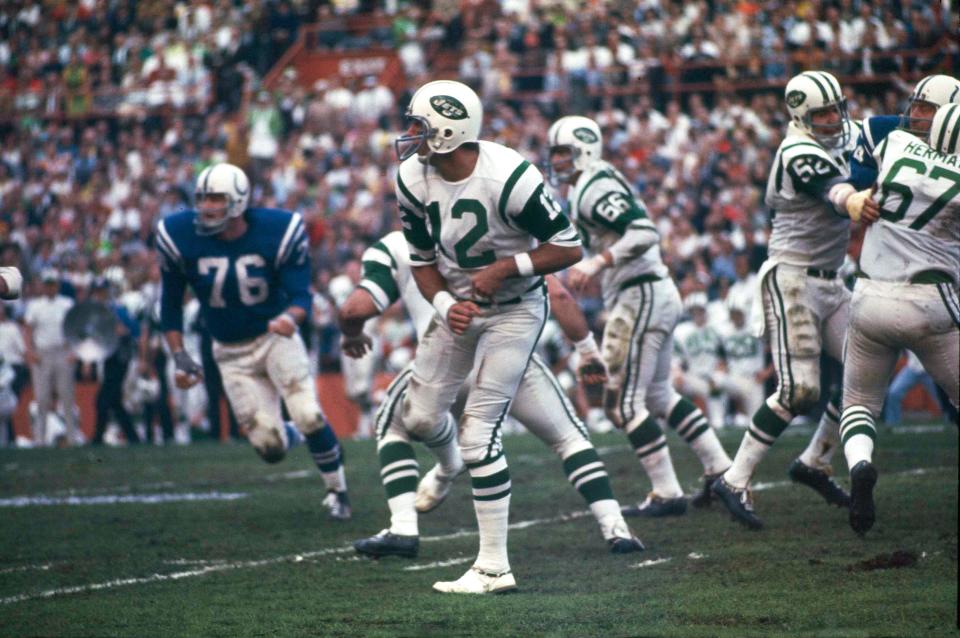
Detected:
left=785, top=382, right=820, bottom=416
left=646, top=382, right=677, bottom=419
left=401, top=390, right=446, bottom=440
left=248, top=412, right=286, bottom=464
left=601, top=305, right=637, bottom=381
left=284, top=385, right=325, bottom=435
left=458, top=413, right=500, bottom=465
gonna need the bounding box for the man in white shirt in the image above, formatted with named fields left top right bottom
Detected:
left=23, top=270, right=77, bottom=445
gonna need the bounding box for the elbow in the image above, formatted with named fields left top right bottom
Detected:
left=562, top=244, right=583, bottom=268
left=546, top=275, right=573, bottom=306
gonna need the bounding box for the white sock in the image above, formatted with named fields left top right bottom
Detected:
left=841, top=405, right=876, bottom=470
left=688, top=428, right=732, bottom=476
left=388, top=492, right=418, bottom=536
left=470, top=455, right=511, bottom=574
left=590, top=499, right=626, bottom=540
left=425, top=414, right=463, bottom=477
left=322, top=466, right=347, bottom=493
left=799, top=402, right=841, bottom=469
left=639, top=447, right=684, bottom=498
left=723, top=436, right=771, bottom=489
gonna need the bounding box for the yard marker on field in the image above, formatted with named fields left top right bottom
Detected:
left=403, top=557, right=473, bottom=572
left=0, top=491, right=248, bottom=507
left=630, top=557, right=672, bottom=569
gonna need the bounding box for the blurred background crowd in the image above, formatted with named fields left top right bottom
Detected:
left=0, top=0, right=954, bottom=446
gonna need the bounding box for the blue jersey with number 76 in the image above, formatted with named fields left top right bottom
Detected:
left=156, top=208, right=311, bottom=343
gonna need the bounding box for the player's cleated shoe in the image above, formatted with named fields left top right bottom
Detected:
left=848, top=461, right=878, bottom=537
left=788, top=458, right=851, bottom=507
left=415, top=463, right=464, bottom=514
left=711, top=477, right=763, bottom=530
left=354, top=529, right=419, bottom=558
left=605, top=520, right=645, bottom=554
left=689, top=470, right=728, bottom=508
left=433, top=567, right=518, bottom=594
left=621, top=492, right=688, bottom=518
left=322, top=490, right=352, bottom=521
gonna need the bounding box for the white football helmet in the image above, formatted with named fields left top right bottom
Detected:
left=930, top=103, right=960, bottom=155
left=784, top=70, right=850, bottom=148
left=194, top=163, right=250, bottom=235
left=395, top=80, right=483, bottom=161
left=546, top=115, right=602, bottom=184
left=901, top=74, right=960, bottom=138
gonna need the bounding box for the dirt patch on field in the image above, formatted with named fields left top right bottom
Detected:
left=847, top=550, right=918, bottom=572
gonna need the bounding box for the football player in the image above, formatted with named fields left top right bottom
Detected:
left=340, top=231, right=643, bottom=561
left=547, top=115, right=733, bottom=518
left=830, top=74, right=960, bottom=219
left=712, top=71, right=856, bottom=529
left=390, top=80, right=583, bottom=594
left=839, top=103, right=960, bottom=536
left=672, top=293, right=726, bottom=430
left=156, top=163, right=351, bottom=520
left=715, top=302, right=770, bottom=426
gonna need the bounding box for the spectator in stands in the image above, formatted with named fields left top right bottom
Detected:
left=23, top=270, right=77, bottom=446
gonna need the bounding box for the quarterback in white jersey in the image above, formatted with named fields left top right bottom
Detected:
left=339, top=231, right=642, bottom=560
left=549, top=115, right=733, bottom=517
left=839, top=103, right=960, bottom=537
left=390, top=80, right=582, bottom=594
left=713, top=71, right=855, bottom=529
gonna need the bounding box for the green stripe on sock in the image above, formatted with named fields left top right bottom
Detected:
left=474, top=488, right=511, bottom=502
left=627, top=416, right=662, bottom=449
left=841, top=424, right=877, bottom=445
left=471, top=468, right=511, bottom=490
left=378, top=441, right=415, bottom=467
left=636, top=441, right=667, bottom=459
left=576, top=475, right=615, bottom=503
left=667, top=397, right=698, bottom=429
left=562, top=448, right=599, bottom=475
left=752, top=403, right=790, bottom=439
left=466, top=453, right=503, bottom=470
left=684, top=424, right=710, bottom=442
left=384, top=475, right=418, bottom=499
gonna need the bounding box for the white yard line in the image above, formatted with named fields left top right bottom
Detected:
left=0, top=461, right=952, bottom=605
left=0, top=563, right=53, bottom=575
left=631, top=557, right=672, bottom=569
left=0, top=492, right=248, bottom=507
left=403, top=557, right=473, bottom=572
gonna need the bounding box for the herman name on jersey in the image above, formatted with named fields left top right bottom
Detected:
left=156, top=208, right=311, bottom=342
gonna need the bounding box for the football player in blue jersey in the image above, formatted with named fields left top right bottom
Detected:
left=156, top=163, right=351, bottom=520
left=830, top=74, right=960, bottom=220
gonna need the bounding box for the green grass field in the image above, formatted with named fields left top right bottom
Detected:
left=0, top=424, right=956, bottom=638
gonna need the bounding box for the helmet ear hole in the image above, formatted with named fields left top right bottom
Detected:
left=442, top=128, right=453, bottom=139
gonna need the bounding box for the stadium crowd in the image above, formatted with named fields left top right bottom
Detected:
left=0, top=0, right=954, bottom=445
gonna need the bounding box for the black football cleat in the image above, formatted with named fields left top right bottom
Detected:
left=354, top=530, right=420, bottom=558
left=690, top=470, right=727, bottom=508
left=711, top=477, right=763, bottom=530
left=608, top=535, right=646, bottom=554
left=788, top=458, right=851, bottom=507
left=621, top=493, right=688, bottom=518
left=848, top=461, right=878, bottom=537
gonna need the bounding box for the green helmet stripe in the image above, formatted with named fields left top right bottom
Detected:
left=803, top=72, right=829, bottom=102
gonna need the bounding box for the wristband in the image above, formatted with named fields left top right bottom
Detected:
left=280, top=312, right=298, bottom=327
left=432, top=291, right=456, bottom=320
left=514, top=252, right=535, bottom=277
left=574, top=333, right=600, bottom=357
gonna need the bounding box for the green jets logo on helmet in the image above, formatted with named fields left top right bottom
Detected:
left=430, top=95, right=468, bottom=120
left=786, top=90, right=806, bottom=109
left=573, top=127, right=599, bottom=144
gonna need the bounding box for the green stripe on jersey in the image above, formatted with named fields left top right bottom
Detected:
left=396, top=172, right=423, bottom=210
left=399, top=205, right=434, bottom=252
left=498, top=160, right=531, bottom=224
left=361, top=261, right=400, bottom=305
left=370, top=241, right=397, bottom=268
left=513, top=184, right=573, bottom=241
